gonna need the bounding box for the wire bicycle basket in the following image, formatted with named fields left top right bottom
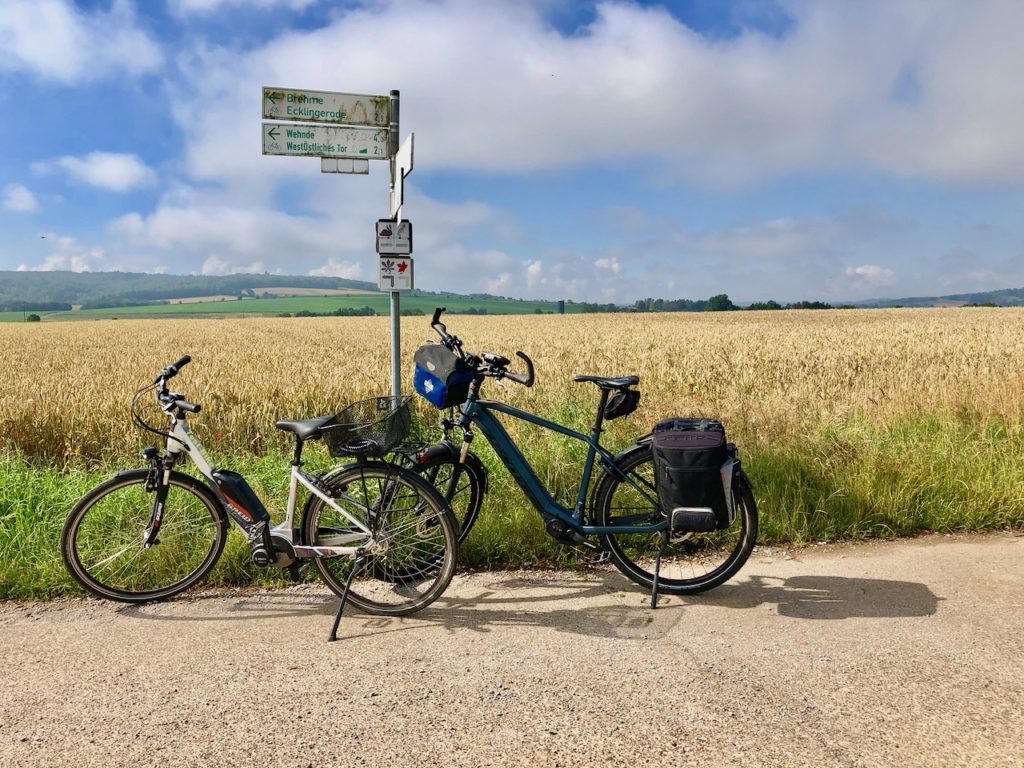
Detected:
left=322, top=395, right=412, bottom=457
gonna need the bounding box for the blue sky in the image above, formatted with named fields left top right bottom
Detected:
left=2, top=0, right=1023, bottom=303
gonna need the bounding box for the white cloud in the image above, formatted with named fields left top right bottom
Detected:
left=845, top=264, right=896, bottom=286
left=485, top=272, right=512, bottom=294
left=167, top=0, right=1024, bottom=186
left=666, top=208, right=908, bottom=262
left=201, top=256, right=266, bottom=275
left=169, top=0, right=316, bottom=14
left=309, top=258, right=363, bottom=279
left=17, top=234, right=104, bottom=272
left=0, top=0, right=162, bottom=83
left=36, top=152, right=156, bottom=192
left=2, top=184, right=38, bottom=212
left=594, top=257, right=622, bottom=274
left=677, top=217, right=836, bottom=259
left=112, top=201, right=347, bottom=257
left=105, top=179, right=512, bottom=291
left=525, top=260, right=544, bottom=287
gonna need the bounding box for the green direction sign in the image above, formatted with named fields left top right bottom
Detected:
left=262, top=122, right=389, bottom=159
left=262, top=87, right=390, bottom=127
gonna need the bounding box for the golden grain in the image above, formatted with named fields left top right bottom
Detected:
left=2, top=308, right=1022, bottom=464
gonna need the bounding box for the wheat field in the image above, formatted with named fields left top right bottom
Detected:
left=2, top=309, right=1023, bottom=597
left=3, top=308, right=1023, bottom=462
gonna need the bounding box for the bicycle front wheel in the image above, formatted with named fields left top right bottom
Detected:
left=593, top=444, right=758, bottom=595
left=61, top=469, right=228, bottom=603
left=302, top=462, right=458, bottom=616
left=413, top=448, right=486, bottom=543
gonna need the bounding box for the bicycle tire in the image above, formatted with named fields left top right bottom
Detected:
left=412, top=449, right=486, bottom=543
left=592, top=443, right=758, bottom=595
left=61, top=469, right=228, bottom=603
left=301, top=462, right=458, bottom=616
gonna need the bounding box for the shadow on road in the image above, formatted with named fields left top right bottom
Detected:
left=700, top=574, right=942, bottom=619
left=115, top=569, right=940, bottom=641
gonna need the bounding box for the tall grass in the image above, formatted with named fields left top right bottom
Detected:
left=2, top=309, right=1023, bottom=599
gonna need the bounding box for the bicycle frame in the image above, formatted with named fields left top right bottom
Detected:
left=458, top=393, right=666, bottom=536
left=164, top=416, right=370, bottom=558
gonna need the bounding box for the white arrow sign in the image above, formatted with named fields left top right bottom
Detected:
left=390, top=133, right=414, bottom=219
left=262, top=123, right=389, bottom=159
left=262, top=87, right=390, bottom=127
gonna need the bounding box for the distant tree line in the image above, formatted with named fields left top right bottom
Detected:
left=0, top=301, right=72, bottom=312
left=571, top=294, right=843, bottom=313
left=277, top=306, right=379, bottom=318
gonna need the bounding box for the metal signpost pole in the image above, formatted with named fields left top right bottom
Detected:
left=388, top=90, right=401, bottom=401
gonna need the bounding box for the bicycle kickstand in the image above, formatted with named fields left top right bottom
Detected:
left=328, top=551, right=367, bottom=642
left=650, top=530, right=669, bottom=609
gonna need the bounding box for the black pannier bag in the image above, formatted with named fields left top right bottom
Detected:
left=413, top=343, right=475, bottom=409
left=651, top=418, right=736, bottom=532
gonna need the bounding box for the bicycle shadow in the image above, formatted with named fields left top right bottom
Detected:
left=115, top=574, right=686, bottom=640
left=697, top=573, right=942, bottom=619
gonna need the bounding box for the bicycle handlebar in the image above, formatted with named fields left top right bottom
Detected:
left=431, top=306, right=445, bottom=330
left=429, top=307, right=534, bottom=388
left=431, top=307, right=457, bottom=348
left=154, top=355, right=192, bottom=384
left=148, top=355, right=202, bottom=414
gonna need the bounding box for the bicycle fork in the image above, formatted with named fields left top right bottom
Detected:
left=141, top=447, right=168, bottom=548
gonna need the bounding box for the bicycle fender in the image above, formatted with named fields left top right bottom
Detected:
left=415, top=441, right=461, bottom=464
left=415, top=442, right=489, bottom=495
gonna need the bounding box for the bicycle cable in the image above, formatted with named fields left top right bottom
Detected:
left=130, top=381, right=190, bottom=451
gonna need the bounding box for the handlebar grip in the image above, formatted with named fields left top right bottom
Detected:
left=431, top=307, right=450, bottom=340
left=174, top=400, right=201, bottom=414
left=505, top=351, right=535, bottom=388
left=163, top=355, right=192, bottom=379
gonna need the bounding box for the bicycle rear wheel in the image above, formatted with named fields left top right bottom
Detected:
left=301, top=462, right=458, bottom=615
left=593, top=444, right=758, bottom=595
left=61, top=469, right=228, bottom=602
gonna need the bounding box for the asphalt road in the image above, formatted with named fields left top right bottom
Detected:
left=1, top=532, right=1021, bottom=768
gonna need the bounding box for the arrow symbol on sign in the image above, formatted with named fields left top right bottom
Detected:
left=267, top=91, right=281, bottom=105
left=267, top=126, right=280, bottom=140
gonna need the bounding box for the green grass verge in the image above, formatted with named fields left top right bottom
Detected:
left=2, top=411, right=1022, bottom=600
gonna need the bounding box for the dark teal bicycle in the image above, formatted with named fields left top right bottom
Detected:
left=413, top=308, right=758, bottom=605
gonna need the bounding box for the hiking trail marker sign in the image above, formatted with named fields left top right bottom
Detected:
left=378, top=257, right=413, bottom=291
left=376, top=219, right=412, bottom=256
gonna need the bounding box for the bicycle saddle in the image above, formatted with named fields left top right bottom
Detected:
left=275, top=415, right=334, bottom=441
left=573, top=374, right=639, bottom=389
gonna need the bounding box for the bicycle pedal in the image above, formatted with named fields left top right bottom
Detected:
left=587, top=551, right=612, bottom=566
left=289, top=562, right=310, bottom=581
